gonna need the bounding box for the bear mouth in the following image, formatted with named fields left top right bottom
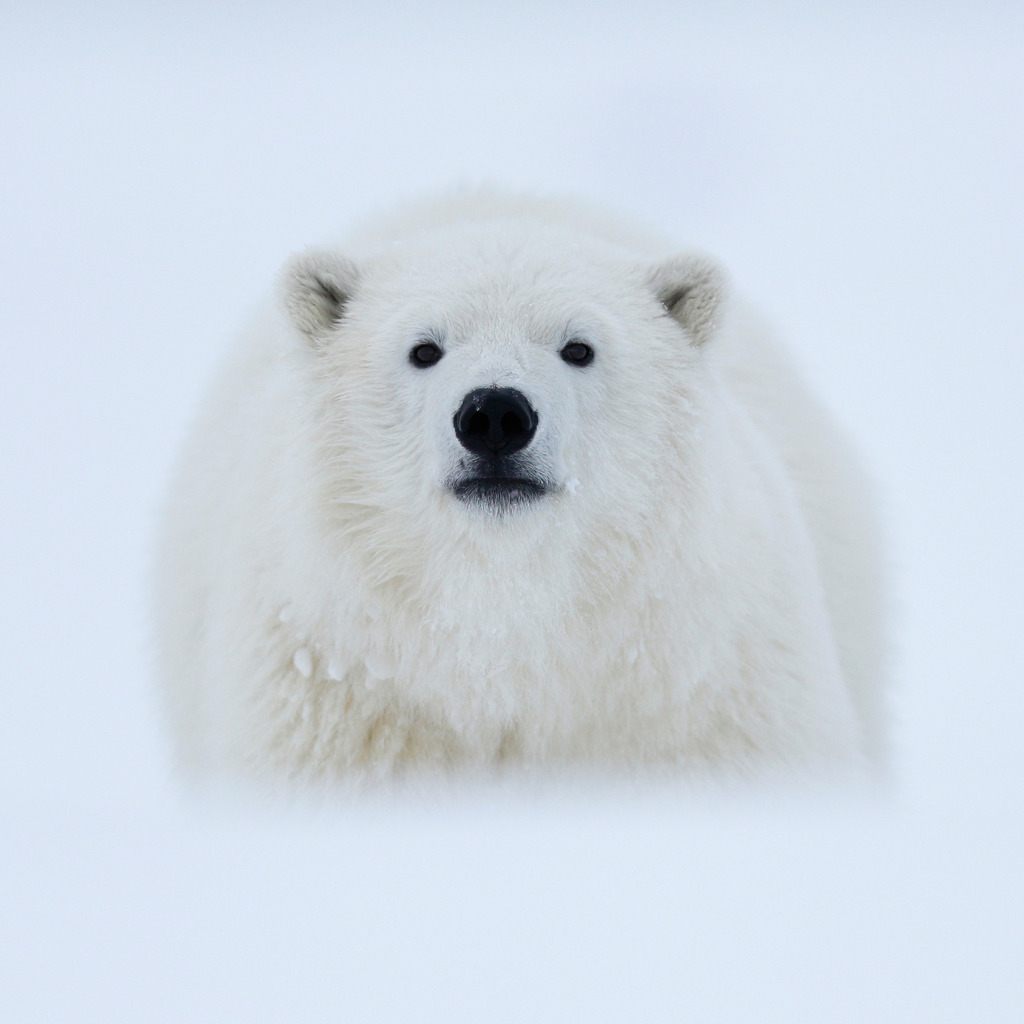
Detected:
left=450, top=476, right=548, bottom=507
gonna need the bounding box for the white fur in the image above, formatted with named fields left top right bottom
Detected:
left=154, top=190, right=887, bottom=786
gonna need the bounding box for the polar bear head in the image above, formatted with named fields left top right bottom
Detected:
left=279, top=203, right=725, bottom=567
left=269, top=202, right=730, bottom=727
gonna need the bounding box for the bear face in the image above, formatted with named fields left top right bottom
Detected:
left=281, top=218, right=725, bottom=561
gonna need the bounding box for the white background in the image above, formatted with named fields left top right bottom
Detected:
left=1, top=3, right=1021, bottom=1021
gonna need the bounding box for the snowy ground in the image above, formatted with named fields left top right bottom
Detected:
left=1, top=3, right=1022, bottom=1021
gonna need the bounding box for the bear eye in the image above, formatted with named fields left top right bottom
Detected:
left=560, top=340, right=594, bottom=367
left=409, top=341, right=443, bottom=368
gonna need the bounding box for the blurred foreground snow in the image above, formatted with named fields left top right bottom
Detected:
left=4, top=785, right=1021, bottom=1023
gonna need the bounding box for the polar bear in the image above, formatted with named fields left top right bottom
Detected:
left=154, top=189, right=886, bottom=785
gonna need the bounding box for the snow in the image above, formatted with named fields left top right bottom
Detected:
left=364, top=651, right=395, bottom=681
left=293, top=647, right=313, bottom=679
left=1, top=3, right=1022, bottom=1021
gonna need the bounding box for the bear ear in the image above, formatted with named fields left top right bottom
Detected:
left=279, top=248, right=361, bottom=343
left=646, top=253, right=726, bottom=347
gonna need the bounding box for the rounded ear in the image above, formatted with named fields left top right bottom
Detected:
left=646, top=253, right=726, bottom=346
left=279, top=248, right=361, bottom=343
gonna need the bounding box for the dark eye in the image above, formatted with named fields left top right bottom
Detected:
left=560, top=340, right=594, bottom=367
left=409, top=341, right=443, bottom=368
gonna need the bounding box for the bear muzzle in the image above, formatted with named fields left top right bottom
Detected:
left=450, top=387, right=548, bottom=507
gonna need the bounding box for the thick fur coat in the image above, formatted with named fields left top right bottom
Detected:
left=154, top=191, right=886, bottom=784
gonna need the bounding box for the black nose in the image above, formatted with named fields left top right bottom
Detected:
left=454, top=387, right=538, bottom=457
